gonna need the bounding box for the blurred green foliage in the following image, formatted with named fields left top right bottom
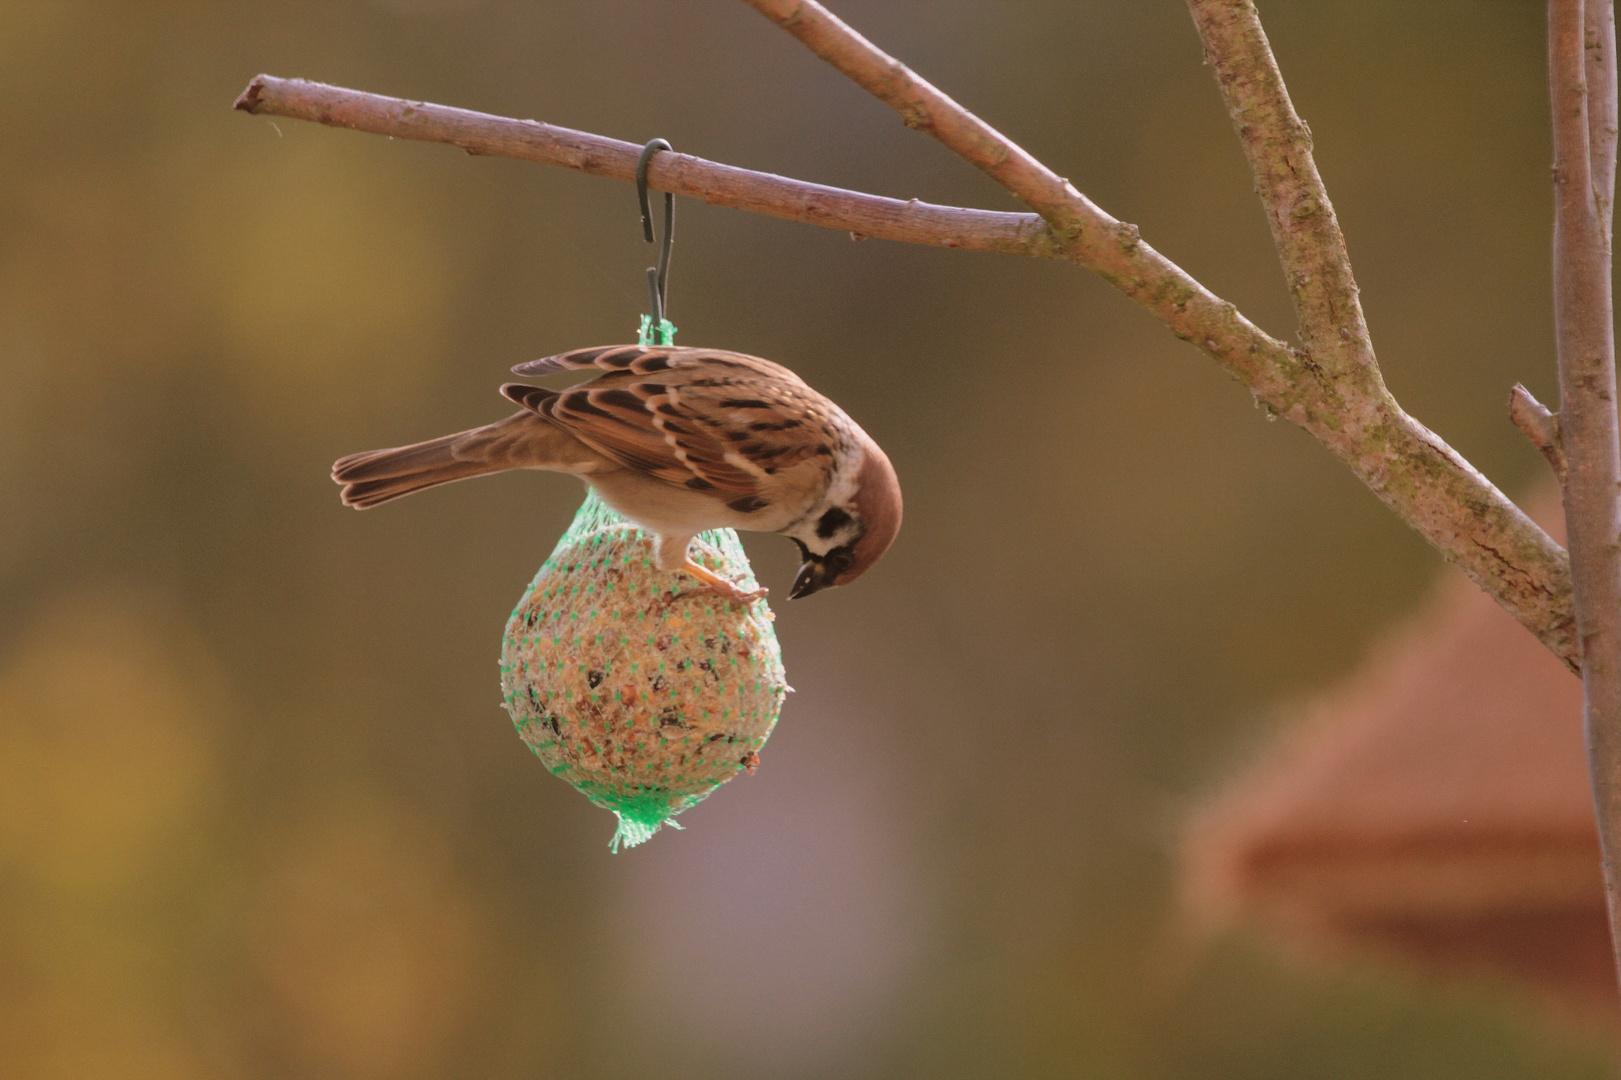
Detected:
left=0, top=1, right=1612, bottom=1077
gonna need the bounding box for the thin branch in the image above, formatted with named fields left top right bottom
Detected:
left=1551, top=0, right=1621, bottom=984
left=233, top=76, right=1056, bottom=258
left=1508, top=384, right=1568, bottom=485
left=235, top=54, right=1579, bottom=668
left=1186, top=0, right=1376, bottom=385
left=739, top=0, right=1090, bottom=236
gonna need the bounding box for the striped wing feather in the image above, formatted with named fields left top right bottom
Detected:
left=503, top=345, right=830, bottom=502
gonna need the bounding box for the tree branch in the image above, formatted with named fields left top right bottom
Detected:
left=234, top=33, right=1579, bottom=669
left=232, top=76, right=1057, bottom=258
left=738, top=0, right=1091, bottom=236
left=1509, top=383, right=1568, bottom=485
left=733, top=2, right=1578, bottom=664
left=1551, top=0, right=1621, bottom=984
left=1186, top=0, right=1376, bottom=385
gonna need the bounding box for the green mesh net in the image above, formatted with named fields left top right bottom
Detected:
left=500, top=489, right=788, bottom=851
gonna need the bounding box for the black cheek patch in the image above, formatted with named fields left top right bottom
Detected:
left=816, top=507, right=853, bottom=539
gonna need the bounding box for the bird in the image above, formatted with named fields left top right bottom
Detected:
left=331, top=344, right=902, bottom=602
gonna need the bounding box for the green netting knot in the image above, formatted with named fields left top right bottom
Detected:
left=608, top=795, right=689, bottom=853
left=637, top=315, right=677, bottom=346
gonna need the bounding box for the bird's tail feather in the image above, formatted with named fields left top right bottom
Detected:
left=333, top=414, right=534, bottom=509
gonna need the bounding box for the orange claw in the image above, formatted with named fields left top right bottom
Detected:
left=674, top=558, right=768, bottom=604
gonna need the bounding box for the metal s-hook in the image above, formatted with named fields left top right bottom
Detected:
left=636, top=139, right=676, bottom=345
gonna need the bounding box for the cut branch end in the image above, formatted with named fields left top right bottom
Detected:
left=234, top=75, right=268, bottom=113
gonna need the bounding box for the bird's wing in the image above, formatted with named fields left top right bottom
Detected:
left=511, top=344, right=802, bottom=383
left=502, top=347, right=830, bottom=508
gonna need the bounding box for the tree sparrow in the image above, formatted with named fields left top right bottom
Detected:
left=332, top=345, right=902, bottom=601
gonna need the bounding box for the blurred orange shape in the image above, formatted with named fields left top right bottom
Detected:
left=1184, top=490, right=1616, bottom=1026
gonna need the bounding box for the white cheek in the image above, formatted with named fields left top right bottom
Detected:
left=825, top=443, right=864, bottom=508
left=794, top=515, right=863, bottom=557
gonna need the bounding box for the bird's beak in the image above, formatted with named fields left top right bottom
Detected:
left=789, top=557, right=835, bottom=599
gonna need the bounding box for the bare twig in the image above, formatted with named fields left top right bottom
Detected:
left=1509, top=384, right=1568, bottom=485
left=1186, top=0, right=1375, bottom=385
left=1551, top=0, right=1621, bottom=983
left=739, top=0, right=1089, bottom=234
left=233, top=77, right=1055, bottom=258
left=234, top=41, right=1579, bottom=668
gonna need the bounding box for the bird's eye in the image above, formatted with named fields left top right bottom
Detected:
left=824, top=546, right=855, bottom=575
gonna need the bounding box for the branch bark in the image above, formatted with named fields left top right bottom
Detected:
left=1186, top=0, right=1376, bottom=386
left=1551, top=0, right=1621, bottom=984
left=234, top=27, right=1579, bottom=668
left=233, top=76, right=1055, bottom=258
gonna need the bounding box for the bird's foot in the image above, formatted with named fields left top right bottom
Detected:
left=667, top=559, right=768, bottom=605
left=667, top=582, right=769, bottom=606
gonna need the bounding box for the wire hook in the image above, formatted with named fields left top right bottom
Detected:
left=636, top=138, right=675, bottom=344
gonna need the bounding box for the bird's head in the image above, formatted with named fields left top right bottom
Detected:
left=786, top=439, right=902, bottom=599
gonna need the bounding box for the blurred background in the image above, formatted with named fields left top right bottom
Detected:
left=1, top=1, right=1613, bottom=1077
